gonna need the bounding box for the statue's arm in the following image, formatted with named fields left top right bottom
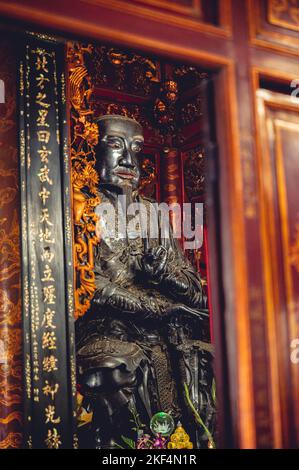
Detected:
left=162, top=255, right=206, bottom=309
left=141, top=227, right=207, bottom=310
left=162, top=237, right=206, bottom=309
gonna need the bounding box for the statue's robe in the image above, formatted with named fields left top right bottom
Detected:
left=76, top=188, right=214, bottom=445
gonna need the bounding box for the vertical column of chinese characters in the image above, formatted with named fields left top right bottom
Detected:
left=20, top=37, right=77, bottom=449
left=26, top=45, right=44, bottom=445
left=32, top=47, right=62, bottom=450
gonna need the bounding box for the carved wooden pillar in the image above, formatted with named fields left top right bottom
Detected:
left=0, top=37, right=22, bottom=449
left=160, top=147, right=182, bottom=237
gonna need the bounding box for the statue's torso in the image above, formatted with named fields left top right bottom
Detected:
left=94, top=189, right=177, bottom=307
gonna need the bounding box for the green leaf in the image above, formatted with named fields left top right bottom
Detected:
left=184, top=382, right=216, bottom=449
left=113, top=442, right=125, bottom=449
left=121, top=435, right=136, bottom=449
left=211, top=379, right=217, bottom=405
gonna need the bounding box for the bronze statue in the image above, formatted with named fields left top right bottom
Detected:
left=76, top=115, right=215, bottom=449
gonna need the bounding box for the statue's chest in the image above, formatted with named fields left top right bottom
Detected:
left=94, top=196, right=155, bottom=256
left=94, top=195, right=159, bottom=281
left=95, top=209, right=144, bottom=283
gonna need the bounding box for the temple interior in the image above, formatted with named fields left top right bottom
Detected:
left=0, top=0, right=299, bottom=450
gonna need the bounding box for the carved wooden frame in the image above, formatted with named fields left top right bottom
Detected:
left=248, top=0, right=299, bottom=56
left=268, top=0, right=299, bottom=33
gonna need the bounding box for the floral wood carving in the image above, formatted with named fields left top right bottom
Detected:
left=67, top=42, right=100, bottom=320
left=183, top=146, right=205, bottom=200
left=154, top=80, right=178, bottom=135
left=90, top=46, right=159, bottom=95
left=268, top=0, right=299, bottom=32
left=0, top=38, right=22, bottom=448
left=139, top=157, right=157, bottom=198
left=180, top=95, right=202, bottom=126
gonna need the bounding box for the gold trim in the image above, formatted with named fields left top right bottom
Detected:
left=25, top=30, right=60, bottom=43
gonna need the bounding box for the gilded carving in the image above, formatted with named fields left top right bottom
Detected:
left=67, top=42, right=100, bottom=320
left=180, top=95, right=202, bottom=126
left=0, top=432, right=22, bottom=449
left=90, top=45, right=159, bottom=95
left=139, top=156, right=157, bottom=198
left=0, top=38, right=22, bottom=448
left=183, top=147, right=205, bottom=200
left=92, top=101, right=164, bottom=145
left=0, top=210, right=21, bottom=283
left=154, top=80, right=178, bottom=134
left=268, top=0, right=299, bottom=32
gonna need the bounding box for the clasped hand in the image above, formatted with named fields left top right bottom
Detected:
left=140, top=245, right=168, bottom=282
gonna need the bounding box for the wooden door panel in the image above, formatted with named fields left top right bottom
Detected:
left=256, top=90, right=299, bottom=447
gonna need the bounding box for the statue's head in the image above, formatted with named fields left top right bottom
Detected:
left=95, top=114, right=144, bottom=191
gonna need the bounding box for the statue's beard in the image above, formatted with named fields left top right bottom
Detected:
left=100, top=170, right=140, bottom=191
left=119, top=182, right=134, bottom=211
left=99, top=181, right=138, bottom=213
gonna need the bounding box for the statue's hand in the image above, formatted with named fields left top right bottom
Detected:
left=93, top=284, right=165, bottom=321
left=163, top=303, right=209, bottom=322
left=94, top=284, right=143, bottom=314
left=141, top=245, right=168, bottom=282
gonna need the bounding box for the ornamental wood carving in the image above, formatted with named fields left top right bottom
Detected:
left=67, top=42, right=100, bottom=320
left=0, top=37, right=22, bottom=449
left=268, top=0, right=299, bottom=32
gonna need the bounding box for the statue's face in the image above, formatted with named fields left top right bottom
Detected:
left=97, top=118, right=144, bottom=190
